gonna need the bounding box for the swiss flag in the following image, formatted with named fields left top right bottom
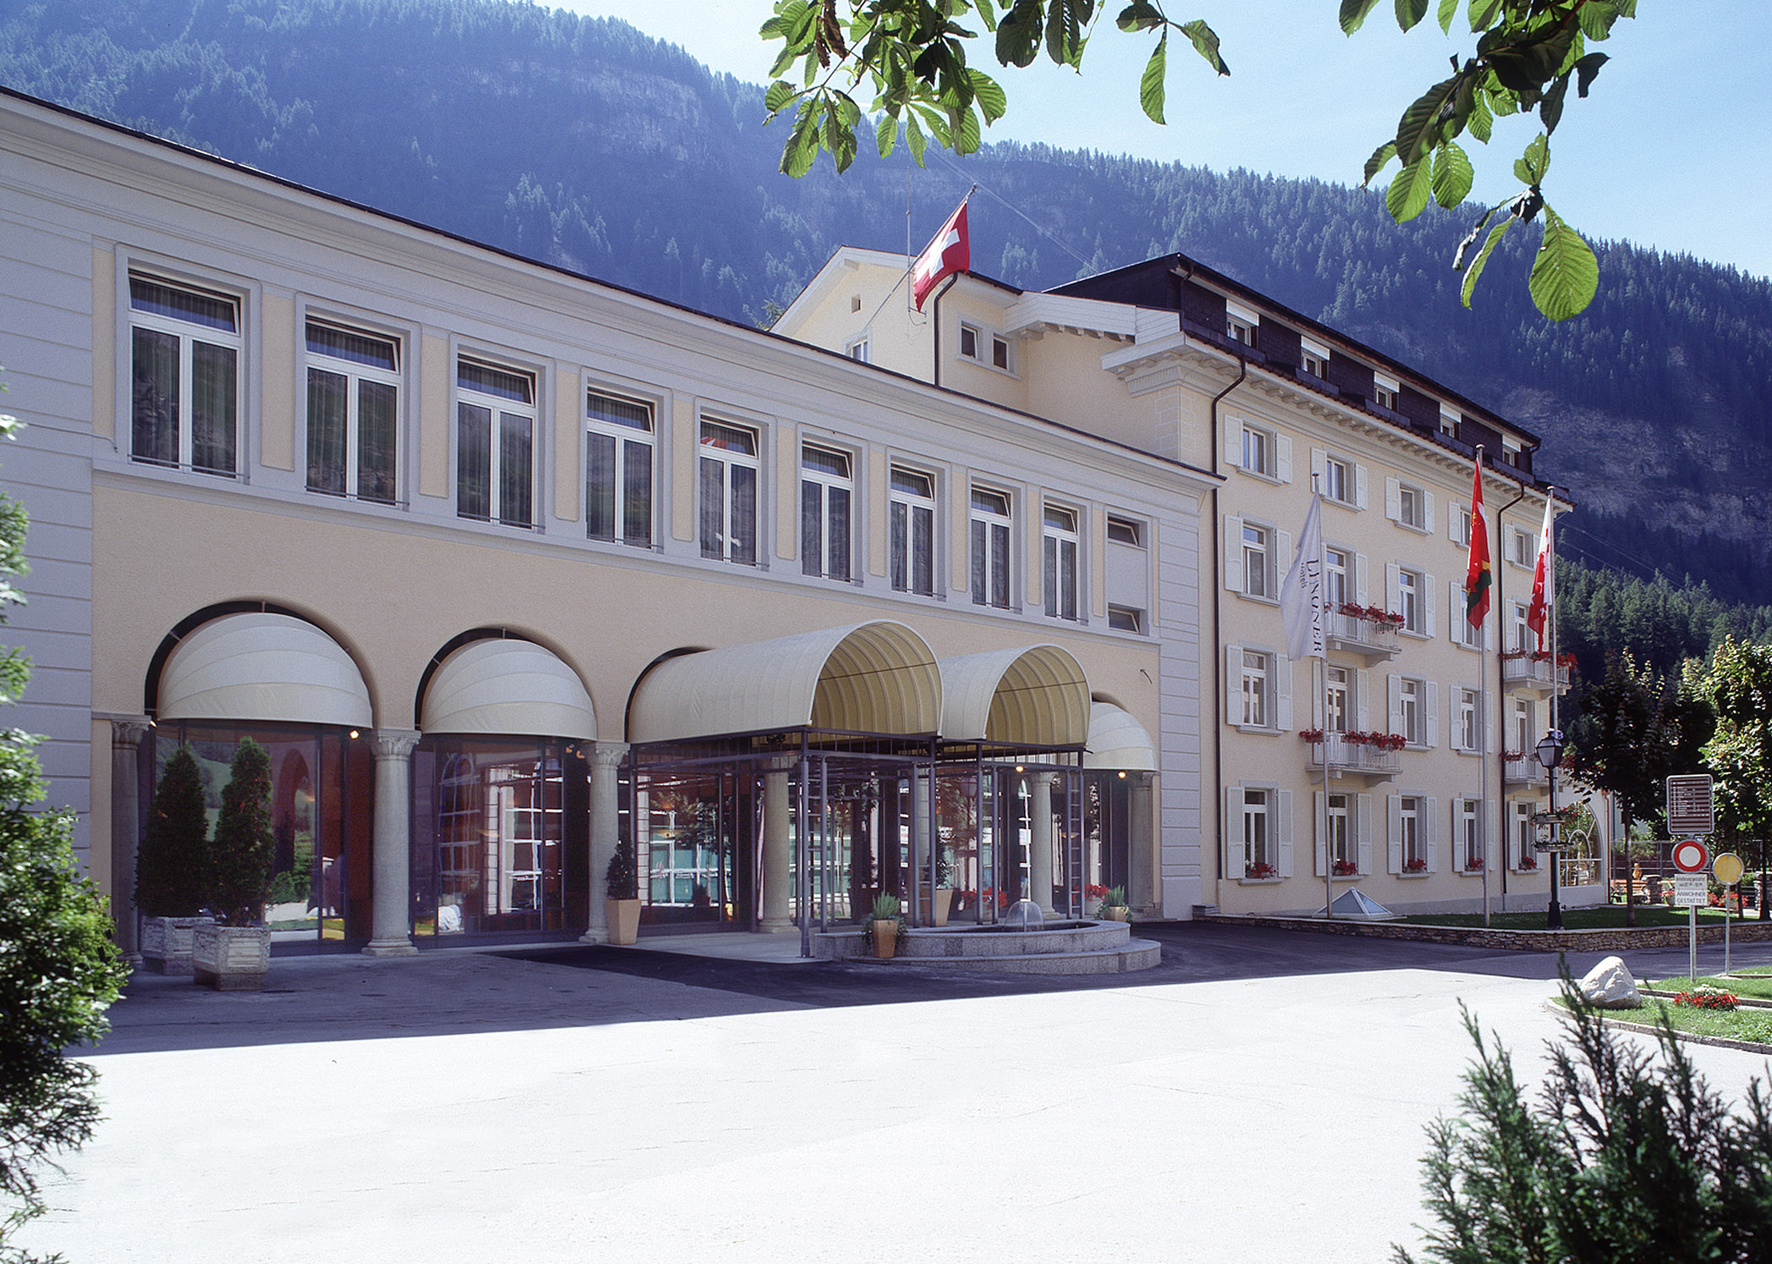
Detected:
left=911, top=201, right=969, bottom=312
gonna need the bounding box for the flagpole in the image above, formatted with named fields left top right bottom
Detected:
left=1477, top=451, right=1490, bottom=929
left=1316, top=475, right=1333, bottom=921
left=1545, top=485, right=1563, bottom=931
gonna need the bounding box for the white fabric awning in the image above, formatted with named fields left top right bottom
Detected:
left=1084, top=701, right=1157, bottom=770
left=157, top=612, right=372, bottom=728
left=421, top=638, right=596, bottom=740
left=938, top=645, right=1090, bottom=748
left=628, top=621, right=941, bottom=744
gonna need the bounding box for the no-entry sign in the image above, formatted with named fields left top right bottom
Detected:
left=1672, top=838, right=1709, bottom=873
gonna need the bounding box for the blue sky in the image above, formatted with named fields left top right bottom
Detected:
left=553, top=1, right=1770, bottom=280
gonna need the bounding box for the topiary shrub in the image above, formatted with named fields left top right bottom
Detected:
left=134, top=746, right=209, bottom=918
left=605, top=839, right=638, bottom=900
left=208, top=737, right=275, bottom=926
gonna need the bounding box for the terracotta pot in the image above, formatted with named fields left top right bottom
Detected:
left=871, top=918, right=898, bottom=959
left=605, top=897, right=642, bottom=946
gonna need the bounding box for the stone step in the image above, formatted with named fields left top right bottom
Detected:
left=855, top=939, right=1162, bottom=975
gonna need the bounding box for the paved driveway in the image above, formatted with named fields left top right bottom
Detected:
left=21, top=925, right=1772, bottom=1264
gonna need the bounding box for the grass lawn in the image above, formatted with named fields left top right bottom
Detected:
left=1630, top=999, right=1772, bottom=1047
left=1399, top=905, right=1763, bottom=931
left=1646, top=966, right=1772, bottom=1003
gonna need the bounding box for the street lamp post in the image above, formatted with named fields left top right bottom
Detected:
left=1537, top=729, right=1566, bottom=930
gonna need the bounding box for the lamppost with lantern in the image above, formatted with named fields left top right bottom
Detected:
left=1537, top=728, right=1566, bottom=930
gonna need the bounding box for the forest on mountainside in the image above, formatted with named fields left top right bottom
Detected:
left=3, top=0, right=1771, bottom=609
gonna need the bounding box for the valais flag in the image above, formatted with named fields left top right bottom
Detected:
left=911, top=200, right=969, bottom=311
left=1526, top=496, right=1555, bottom=651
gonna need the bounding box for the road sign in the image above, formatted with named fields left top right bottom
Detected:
left=1666, top=774, right=1715, bottom=835
left=1672, top=838, right=1709, bottom=873
left=1715, top=852, right=1745, bottom=885
left=1672, top=874, right=1708, bottom=907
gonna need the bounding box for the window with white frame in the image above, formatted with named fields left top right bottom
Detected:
left=306, top=320, right=399, bottom=505
left=969, top=487, right=1012, bottom=608
left=1242, top=522, right=1273, bottom=599
left=1397, top=481, right=1426, bottom=530
left=1513, top=697, right=1534, bottom=754
left=699, top=418, right=759, bottom=564
left=1324, top=665, right=1350, bottom=734
left=1107, top=605, right=1143, bottom=633
left=585, top=388, right=654, bottom=547
left=1241, top=788, right=1273, bottom=875
left=1326, top=791, right=1353, bottom=870
left=889, top=465, right=936, bottom=596
left=1322, top=452, right=1351, bottom=505
left=1458, top=798, right=1483, bottom=872
left=990, top=333, right=1011, bottom=371
left=1454, top=588, right=1483, bottom=649
left=1398, top=567, right=1423, bottom=633
left=1325, top=547, right=1349, bottom=610
left=959, top=322, right=980, bottom=361
left=1042, top=504, right=1079, bottom=620
left=958, top=323, right=1012, bottom=371
left=1509, top=526, right=1535, bottom=567
left=128, top=273, right=241, bottom=477
left=1374, top=379, right=1398, bottom=411
left=1398, top=795, right=1425, bottom=871
left=1457, top=687, right=1480, bottom=753
left=1512, top=600, right=1532, bottom=653
left=844, top=336, right=870, bottom=363
left=800, top=444, right=853, bottom=581
left=1398, top=677, right=1425, bottom=747
left=1241, top=424, right=1274, bottom=477
left=1301, top=347, right=1326, bottom=378
left=1241, top=650, right=1271, bottom=728
left=456, top=357, right=535, bottom=528
left=1227, top=314, right=1256, bottom=346
left=1512, top=800, right=1536, bottom=869
left=1452, top=502, right=1473, bottom=548
left=1106, top=515, right=1142, bottom=546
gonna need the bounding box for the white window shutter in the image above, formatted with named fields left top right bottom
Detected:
left=1357, top=795, right=1373, bottom=874
left=1277, top=658, right=1293, bottom=731
left=1355, top=464, right=1368, bottom=509
left=1277, top=435, right=1293, bottom=483
left=1451, top=801, right=1464, bottom=872
left=1224, top=417, right=1239, bottom=468
left=1277, top=789, right=1294, bottom=877
left=1449, top=684, right=1464, bottom=752
left=1311, top=447, right=1325, bottom=482
left=1448, top=500, right=1462, bottom=543
left=1226, top=645, right=1242, bottom=725
left=1425, top=574, right=1437, bottom=638
left=1385, top=562, right=1400, bottom=613
left=1385, top=476, right=1401, bottom=522
left=1276, top=530, right=1292, bottom=596
left=1426, top=680, right=1439, bottom=749
left=1485, top=798, right=1498, bottom=874
left=1387, top=795, right=1403, bottom=874
left=1388, top=672, right=1403, bottom=733
left=1224, top=515, right=1243, bottom=592
left=1355, top=553, right=1368, bottom=604
left=1485, top=690, right=1499, bottom=753
left=1356, top=670, right=1370, bottom=730
left=1311, top=660, right=1324, bottom=728
left=1313, top=791, right=1327, bottom=876
left=1426, top=796, right=1440, bottom=872
left=1225, top=785, right=1241, bottom=878
left=1424, top=491, right=1436, bottom=535
left=1449, top=580, right=1460, bottom=640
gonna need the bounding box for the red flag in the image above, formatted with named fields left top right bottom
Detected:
left=1526, top=496, right=1555, bottom=650
left=1464, top=466, right=1491, bottom=628
left=911, top=200, right=969, bottom=312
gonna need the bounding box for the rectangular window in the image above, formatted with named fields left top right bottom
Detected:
left=1106, top=516, right=1142, bottom=547
left=1459, top=688, right=1480, bottom=752
left=800, top=444, right=853, bottom=582
left=1241, top=650, right=1270, bottom=728
left=1241, top=425, right=1271, bottom=476
left=1399, top=795, right=1423, bottom=869
left=1325, top=547, right=1349, bottom=610
left=699, top=419, right=759, bottom=565
left=1374, top=383, right=1398, bottom=411
left=1242, top=523, right=1272, bottom=599
left=1397, top=483, right=1424, bottom=530
left=1459, top=798, right=1482, bottom=871
left=958, top=323, right=981, bottom=362
left=1510, top=527, right=1535, bottom=567
left=1327, top=792, right=1352, bottom=868
left=1399, top=677, right=1424, bottom=746
left=306, top=320, right=399, bottom=505
left=1513, top=698, right=1534, bottom=754
left=889, top=466, right=936, bottom=596
left=1324, top=666, right=1350, bottom=734
left=845, top=337, right=870, bottom=363
left=1398, top=567, right=1422, bottom=633
left=1242, top=789, right=1271, bottom=873
left=585, top=389, right=654, bottom=547
left=456, top=357, right=534, bottom=528
left=1512, top=601, right=1531, bottom=654
left=1453, top=503, right=1473, bottom=548
left=1322, top=454, right=1350, bottom=504
left=1513, top=800, right=1536, bottom=869
left=1227, top=316, right=1256, bottom=346
left=969, top=487, right=1012, bottom=608
left=1107, top=605, right=1142, bottom=633
left=991, top=334, right=1011, bottom=371
left=129, top=274, right=240, bottom=476
left=1042, top=504, right=1078, bottom=620
left=1301, top=349, right=1326, bottom=378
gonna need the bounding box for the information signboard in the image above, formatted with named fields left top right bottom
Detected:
left=1666, top=774, right=1715, bottom=836
left=1671, top=874, right=1708, bottom=907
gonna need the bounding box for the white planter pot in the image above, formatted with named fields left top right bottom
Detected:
left=192, top=924, right=271, bottom=991
left=139, top=916, right=215, bottom=976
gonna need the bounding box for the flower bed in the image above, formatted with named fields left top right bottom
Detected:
left=1674, top=985, right=1739, bottom=1011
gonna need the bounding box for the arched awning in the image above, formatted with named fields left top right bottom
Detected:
left=1084, top=701, right=1158, bottom=771
left=629, top=621, right=941, bottom=744
left=157, top=612, right=372, bottom=728
left=421, top=638, right=596, bottom=740
left=938, top=645, right=1090, bottom=748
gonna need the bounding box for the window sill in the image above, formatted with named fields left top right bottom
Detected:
left=1393, top=519, right=1430, bottom=535
left=1399, top=628, right=1430, bottom=640
left=1453, top=641, right=1485, bottom=653
left=1454, top=868, right=1490, bottom=877
left=1234, top=724, right=1282, bottom=736
left=1237, top=592, right=1281, bottom=607
left=1324, top=495, right=1361, bottom=512
left=1396, top=870, right=1433, bottom=879
left=1233, top=465, right=1285, bottom=486
left=1237, top=876, right=1284, bottom=885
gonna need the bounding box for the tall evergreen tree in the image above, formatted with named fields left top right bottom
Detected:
left=208, top=737, right=274, bottom=926
left=134, top=746, right=209, bottom=918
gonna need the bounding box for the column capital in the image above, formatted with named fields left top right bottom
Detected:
left=590, top=741, right=629, bottom=770
left=372, top=729, right=422, bottom=761
left=110, top=718, right=151, bottom=749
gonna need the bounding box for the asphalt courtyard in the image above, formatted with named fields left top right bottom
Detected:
left=21, top=922, right=1772, bottom=1263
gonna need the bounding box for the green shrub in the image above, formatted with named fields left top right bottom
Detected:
left=604, top=839, right=638, bottom=900
left=208, top=738, right=275, bottom=926
left=134, top=746, right=209, bottom=918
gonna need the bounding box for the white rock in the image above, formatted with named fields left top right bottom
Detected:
left=1577, top=955, right=1642, bottom=1009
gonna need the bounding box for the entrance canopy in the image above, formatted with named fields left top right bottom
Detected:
left=421, top=638, right=596, bottom=740
left=628, top=621, right=941, bottom=744
left=1083, top=701, right=1157, bottom=770
left=938, top=645, right=1090, bottom=749
left=157, top=612, right=372, bottom=727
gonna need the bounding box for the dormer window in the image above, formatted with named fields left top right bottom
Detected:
left=1374, top=372, right=1399, bottom=411
left=1299, top=337, right=1329, bottom=379
left=1225, top=300, right=1259, bottom=348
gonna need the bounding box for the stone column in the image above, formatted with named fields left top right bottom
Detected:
left=109, top=719, right=150, bottom=960
left=1130, top=772, right=1156, bottom=913
left=1029, top=774, right=1056, bottom=914
left=364, top=729, right=420, bottom=957
left=760, top=767, right=793, bottom=932
left=580, top=741, right=629, bottom=945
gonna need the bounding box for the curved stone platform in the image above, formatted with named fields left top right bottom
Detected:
left=814, top=918, right=1161, bottom=975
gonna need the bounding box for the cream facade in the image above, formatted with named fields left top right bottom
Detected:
left=777, top=246, right=1588, bottom=917
left=0, top=91, right=1213, bottom=955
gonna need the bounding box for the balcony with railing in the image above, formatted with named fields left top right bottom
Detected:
left=1303, top=731, right=1403, bottom=781
left=1501, top=653, right=1572, bottom=695
left=1502, top=755, right=1548, bottom=787
left=1325, top=607, right=1401, bottom=662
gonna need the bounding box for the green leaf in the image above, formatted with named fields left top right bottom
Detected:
left=1436, top=0, right=1458, bottom=33
left=1139, top=32, right=1167, bottom=124
left=1386, top=156, right=1433, bottom=223
left=970, top=70, right=1007, bottom=124
left=996, top=0, right=1043, bottom=66
left=875, top=111, right=898, bottom=157
left=977, top=0, right=1001, bottom=31
left=1467, top=88, right=1493, bottom=142
left=781, top=101, right=821, bottom=177
left=1179, top=20, right=1228, bottom=75
left=1460, top=216, right=1513, bottom=308
left=1116, top=0, right=1162, bottom=33
left=1394, top=0, right=1429, bottom=32
left=1577, top=1, right=1619, bottom=40
left=953, top=101, right=982, bottom=153
left=1539, top=73, right=1569, bottom=133
left=1528, top=207, right=1599, bottom=321
left=1431, top=141, right=1473, bottom=207
left=1340, top=0, right=1382, bottom=35
left=1394, top=75, right=1460, bottom=166
left=1513, top=132, right=1550, bottom=185
left=905, top=110, right=928, bottom=164
left=1467, top=0, right=1501, bottom=31
left=764, top=80, right=796, bottom=116
left=1362, top=139, right=1398, bottom=186
left=1574, top=51, right=1608, bottom=97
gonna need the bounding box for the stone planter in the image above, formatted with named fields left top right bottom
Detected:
left=139, top=915, right=215, bottom=975
left=192, top=924, right=271, bottom=991
left=1102, top=905, right=1131, bottom=923
left=605, top=897, right=641, bottom=946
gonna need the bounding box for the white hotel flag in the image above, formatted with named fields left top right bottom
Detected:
left=1281, top=492, right=1326, bottom=661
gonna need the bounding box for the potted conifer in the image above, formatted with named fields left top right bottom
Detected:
left=135, top=745, right=213, bottom=974
left=192, top=738, right=276, bottom=990
left=605, top=839, right=641, bottom=945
